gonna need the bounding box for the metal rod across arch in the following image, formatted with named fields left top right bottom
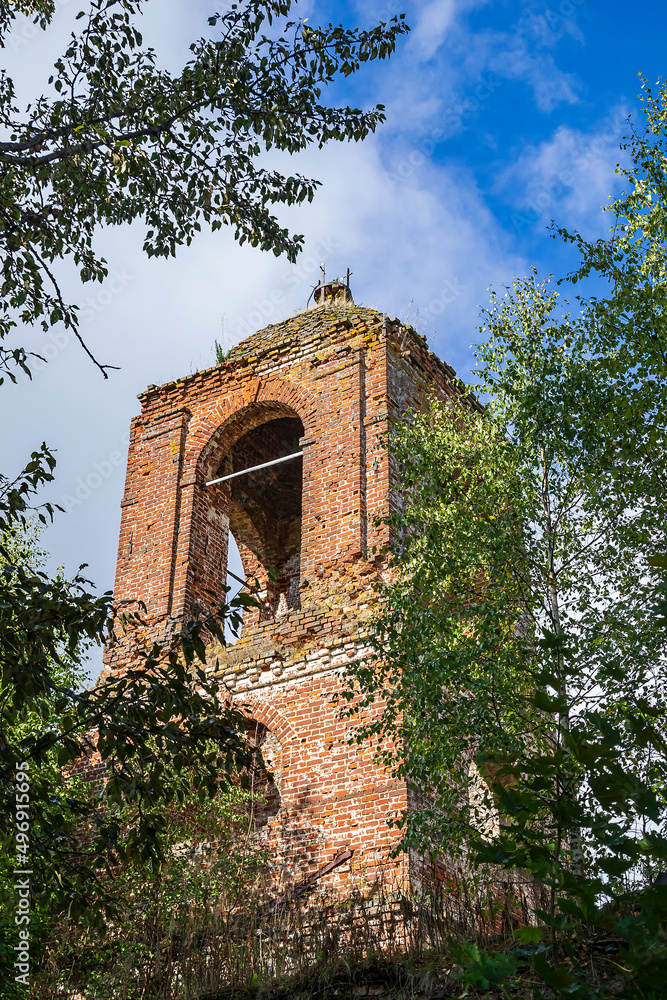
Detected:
left=205, top=450, right=304, bottom=487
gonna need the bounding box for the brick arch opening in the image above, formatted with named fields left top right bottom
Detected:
left=245, top=719, right=282, bottom=831
left=190, top=402, right=305, bottom=619
left=222, top=413, right=304, bottom=615
left=196, top=399, right=304, bottom=483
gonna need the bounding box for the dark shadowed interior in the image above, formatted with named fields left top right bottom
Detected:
left=245, top=720, right=282, bottom=830
left=216, top=415, right=304, bottom=614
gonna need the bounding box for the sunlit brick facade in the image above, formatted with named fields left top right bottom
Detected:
left=106, top=288, right=466, bottom=889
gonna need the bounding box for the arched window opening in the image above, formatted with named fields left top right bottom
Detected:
left=215, top=414, right=304, bottom=617
left=245, top=720, right=282, bottom=831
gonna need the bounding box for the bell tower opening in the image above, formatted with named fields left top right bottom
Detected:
left=214, top=413, right=304, bottom=617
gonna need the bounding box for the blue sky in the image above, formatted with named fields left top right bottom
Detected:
left=0, top=0, right=664, bottom=671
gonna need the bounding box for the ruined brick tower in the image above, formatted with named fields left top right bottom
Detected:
left=108, top=279, right=466, bottom=888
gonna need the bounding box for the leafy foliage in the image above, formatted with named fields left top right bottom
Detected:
left=345, top=78, right=667, bottom=999
left=28, top=784, right=270, bottom=998
left=0, top=0, right=407, bottom=379
left=0, top=445, right=264, bottom=954
left=342, top=398, right=542, bottom=860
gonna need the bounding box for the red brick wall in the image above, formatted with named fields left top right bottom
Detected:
left=106, top=302, right=466, bottom=885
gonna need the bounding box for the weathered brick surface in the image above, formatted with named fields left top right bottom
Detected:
left=106, top=298, right=467, bottom=887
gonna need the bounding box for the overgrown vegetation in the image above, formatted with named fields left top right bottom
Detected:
left=214, top=339, right=230, bottom=366
left=0, top=468, right=267, bottom=998
left=343, top=77, right=667, bottom=999
left=27, top=852, right=540, bottom=999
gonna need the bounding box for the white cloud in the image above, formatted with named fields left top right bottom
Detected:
left=409, top=0, right=493, bottom=61
left=497, top=112, right=628, bottom=237
left=365, top=0, right=582, bottom=166
left=410, top=0, right=459, bottom=59
left=488, top=41, right=579, bottom=112
left=521, top=6, right=586, bottom=49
